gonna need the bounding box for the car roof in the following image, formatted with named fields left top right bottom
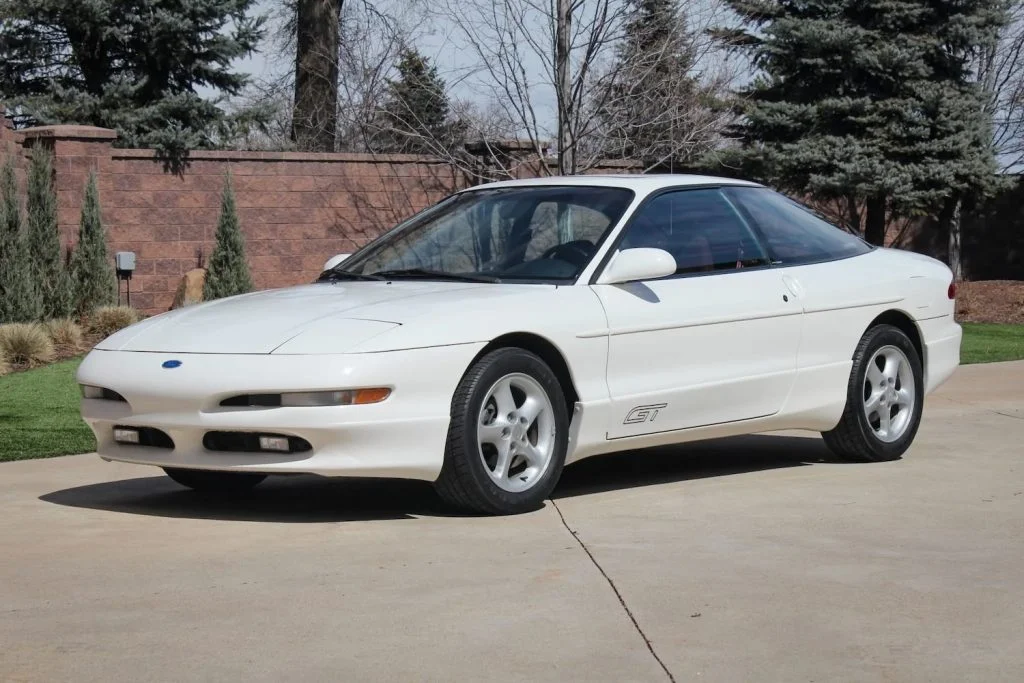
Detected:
left=459, top=174, right=764, bottom=195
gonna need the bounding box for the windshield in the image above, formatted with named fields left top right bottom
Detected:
left=336, top=186, right=636, bottom=282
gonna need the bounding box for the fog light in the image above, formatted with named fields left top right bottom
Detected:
left=259, top=436, right=291, bottom=452
left=113, top=428, right=140, bottom=444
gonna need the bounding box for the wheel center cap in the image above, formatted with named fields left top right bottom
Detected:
left=512, top=424, right=526, bottom=441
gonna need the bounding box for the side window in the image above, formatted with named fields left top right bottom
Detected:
left=618, top=188, right=769, bottom=274
left=725, top=187, right=872, bottom=265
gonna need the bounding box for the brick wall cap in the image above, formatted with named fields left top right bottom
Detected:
left=20, top=125, right=118, bottom=141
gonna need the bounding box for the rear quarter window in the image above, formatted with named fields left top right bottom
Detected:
left=725, top=187, right=872, bottom=265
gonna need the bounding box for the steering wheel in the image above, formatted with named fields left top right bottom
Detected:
left=540, top=240, right=596, bottom=269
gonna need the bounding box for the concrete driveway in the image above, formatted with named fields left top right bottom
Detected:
left=2, top=362, right=1022, bottom=682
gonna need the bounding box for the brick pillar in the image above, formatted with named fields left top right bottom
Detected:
left=20, top=125, right=117, bottom=246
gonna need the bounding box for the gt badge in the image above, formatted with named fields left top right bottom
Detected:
left=624, top=403, right=667, bottom=424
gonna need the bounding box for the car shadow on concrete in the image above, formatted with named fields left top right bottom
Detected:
left=39, top=434, right=843, bottom=523
left=554, top=433, right=841, bottom=499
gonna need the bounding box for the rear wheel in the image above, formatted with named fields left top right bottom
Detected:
left=822, top=324, right=923, bottom=462
left=163, top=467, right=266, bottom=493
left=435, top=348, right=569, bottom=515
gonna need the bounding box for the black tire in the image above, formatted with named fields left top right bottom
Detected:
left=822, top=324, right=924, bottom=462
left=435, top=347, right=570, bottom=515
left=163, top=467, right=266, bottom=493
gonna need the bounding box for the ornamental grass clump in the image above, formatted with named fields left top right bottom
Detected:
left=87, top=306, right=141, bottom=337
left=44, top=318, right=85, bottom=354
left=0, top=323, right=55, bottom=366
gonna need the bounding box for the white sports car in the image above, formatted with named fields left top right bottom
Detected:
left=78, top=175, right=962, bottom=514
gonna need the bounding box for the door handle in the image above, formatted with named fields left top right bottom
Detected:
left=782, top=274, right=804, bottom=299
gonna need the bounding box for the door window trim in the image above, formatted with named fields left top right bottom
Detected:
left=586, top=184, right=776, bottom=285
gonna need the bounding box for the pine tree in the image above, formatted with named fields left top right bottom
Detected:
left=71, top=173, right=116, bottom=316
left=372, top=48, right=464, bottom=154
left=0, top=157, right=42, bottom=323
left=0, top=0, right=265, bottom=168
left=596, top=0, right=712, bottom=169
left=26, top=146, right=74, bottom=319
left=203, top=173, right=253, bottom=300
left=718, top=0, right=1007, bottom=245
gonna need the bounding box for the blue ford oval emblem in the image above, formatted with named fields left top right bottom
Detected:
left=162, top=360, right=182, bottom=369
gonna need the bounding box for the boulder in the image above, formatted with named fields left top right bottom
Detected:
left=171, top=268, right=206, bottom=310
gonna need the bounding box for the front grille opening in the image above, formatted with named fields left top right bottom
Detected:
left=219, top=394, right=282, bottom=407
left=113, top=426, right=174, bottom=449
left=83, top=386, right=128, bottom=402
left=203, top=431, right=312, bottom=454
left=100, top=388, right=127, bottom=402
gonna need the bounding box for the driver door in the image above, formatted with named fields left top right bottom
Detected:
left=594, top=187, right=803, bottom=439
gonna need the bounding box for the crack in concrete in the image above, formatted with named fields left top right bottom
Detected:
left=550, top=499, right=675, bottom=683
left=933, top=394, right=1023, bottom=421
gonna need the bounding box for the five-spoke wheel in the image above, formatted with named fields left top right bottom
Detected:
left=823, top=324, right=924, bottom=462
left=435, top=348, right=569, bottom=515
left=477, top=373, right=557, bottom=493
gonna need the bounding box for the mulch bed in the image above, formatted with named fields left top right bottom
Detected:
left=956, top=280, right=1024, bottom=324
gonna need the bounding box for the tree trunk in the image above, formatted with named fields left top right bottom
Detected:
left=555, top=0, right=574, bottom=175
left=292, top=0, right=341, bottom=152
left=948, top=196, right=963, bottom=281
left=864, top=195, right=887, bottom=246
left=845, top=194, right=861, bottom=233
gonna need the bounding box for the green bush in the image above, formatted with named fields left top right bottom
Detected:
left=0, top=323, right=55, bottom=366
left=71, top=172, right=116, bottom=316
left=27, top=146, right=75, bottom=319
left=203, top=172, right=253, bottom=300
left=87, top=305, right=140, bottom=337
left=44, top=318, right=84, bottom=353
left=0, top=156, right=43, bottom=323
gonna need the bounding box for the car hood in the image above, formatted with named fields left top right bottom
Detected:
left=97, top=281, right=492, bottom=354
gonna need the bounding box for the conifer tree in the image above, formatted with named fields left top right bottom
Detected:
left=71, top=173, right=116, bottom=315
left=26, top=146, right=74, bottom=319
left=0, top=157, right=42, bottom=322
left=203, top=173, right=253, bottom=300
left=372, top=48, right=463, bottom=154
left=596, top=0, right=710, bottom=168
left=719, top=0, right=1007, bottom=245
left=0, top=0, right=265, bottom=168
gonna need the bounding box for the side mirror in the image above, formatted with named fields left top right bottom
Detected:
left=596, top=248, right=677, bottom=285
left=323, top=253, right=351, bottom=271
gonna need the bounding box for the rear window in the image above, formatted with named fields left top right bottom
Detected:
left=724, top=187, right=872, bottom=265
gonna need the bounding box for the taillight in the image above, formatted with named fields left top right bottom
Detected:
left=947, top=282, right=956, bottom=300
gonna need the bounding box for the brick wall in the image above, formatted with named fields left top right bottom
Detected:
left=19, top=125, right=475, bottom=313
left=13, top=125, right=639, bottom=314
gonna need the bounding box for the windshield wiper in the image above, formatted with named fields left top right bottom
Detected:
left=317, top=269, right=387, bottom=282
left=370, top=268, right=500, bottom=283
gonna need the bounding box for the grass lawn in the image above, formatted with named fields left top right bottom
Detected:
left=960, top=323, right=1024, bottom=365
left=0, top=358, right=95, bottom=462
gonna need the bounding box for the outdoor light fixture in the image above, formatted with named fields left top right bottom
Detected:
left=115, top=251, right=136, bottom=306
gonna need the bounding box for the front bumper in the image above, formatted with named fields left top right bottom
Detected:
left=77, top=344, right=484, bottom=481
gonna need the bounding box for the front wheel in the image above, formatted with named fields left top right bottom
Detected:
left=435, top=348, right=569, bottom=515
left=163, top=467, right=266, bottom=493
left=822, top=324, right=924, bottom=462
